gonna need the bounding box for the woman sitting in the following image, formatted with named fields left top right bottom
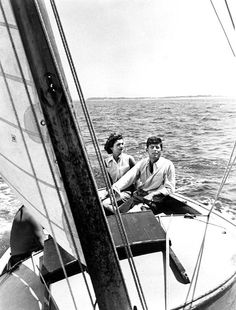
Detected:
left=99, top=133, right=136, bottom=214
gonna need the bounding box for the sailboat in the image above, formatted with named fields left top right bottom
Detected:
left=0, top=0, right=236, bottom=309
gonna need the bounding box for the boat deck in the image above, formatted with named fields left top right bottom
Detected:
left=48, top=196, right=236, bottom=309
left=1, top=194, right=236, bottom=310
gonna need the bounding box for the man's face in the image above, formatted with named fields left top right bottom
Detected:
left=111, top=139, right=124, bottom=157
left=147, top=143, right=162, bottom=162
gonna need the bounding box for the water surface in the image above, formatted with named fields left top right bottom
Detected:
left=0, top=96, right=235, bottom=257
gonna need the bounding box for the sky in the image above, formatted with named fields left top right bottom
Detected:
left=46, top=0, right=236, bottom=99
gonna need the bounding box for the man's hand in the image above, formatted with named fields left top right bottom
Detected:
left=141, top=194, right=165, bottom=214
left=132, top=189, right=148, bottom=204
left=152, top=193, right=165, bottom=203
left=136, top=189, right=149, bottom=196
left=98, top=189, right=108, bottom=201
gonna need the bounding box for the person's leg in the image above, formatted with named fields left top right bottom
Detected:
left=103, top=191, right=132, bottom=214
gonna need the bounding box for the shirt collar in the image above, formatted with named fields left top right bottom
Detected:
left=107, top=154, right=121, bottom=163
left=147, top=157, right=162, bottom=166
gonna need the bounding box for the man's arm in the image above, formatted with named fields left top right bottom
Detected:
left=112, top=162, right=140, bottom=196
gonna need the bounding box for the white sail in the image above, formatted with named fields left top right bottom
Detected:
left=1, top=1, right=236, bottom=309
left=0, top=0, right=84, bottom=263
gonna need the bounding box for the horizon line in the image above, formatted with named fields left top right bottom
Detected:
left=83, top=94, right=232, bottom=100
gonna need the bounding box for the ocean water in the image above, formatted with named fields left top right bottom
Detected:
left=0, top=96, right=236, bottom=257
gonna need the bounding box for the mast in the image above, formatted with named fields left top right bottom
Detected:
left=10, top=0, right=132, bottom=309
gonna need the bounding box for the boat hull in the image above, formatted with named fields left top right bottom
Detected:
left=0, top=251, right=44, bottom=310
left=1, top=251, right=236, bottom=310
left=1, top=193, right=236, bottom=310
left=175, top=272, right=236, bottom=310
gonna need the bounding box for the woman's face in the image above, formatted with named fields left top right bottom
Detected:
left=111, top=139, right=124, bottom=157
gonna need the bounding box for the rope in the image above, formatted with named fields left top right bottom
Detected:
left=49, top=0, right=112, bottom=197
left=31, top=255, right=60, bottom=310
left=183, top=217, right=209, bottom=308
left=48, top=1, right=148, bottom=308
left=209, top=140, right=236, bottom=215
left=224, top=0, right=235, bottom=29
left=183, top=140, right=236, bottom=307
left=35, top=0, right=101, bottom=307
left=210, top=0, right=235, bottom=56
left=36, top=266, right=60, bottom=310
left=1, top=2, right=82, bottom=309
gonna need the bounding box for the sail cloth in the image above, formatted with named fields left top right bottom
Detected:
left=0, top=0, right=85, bottom=264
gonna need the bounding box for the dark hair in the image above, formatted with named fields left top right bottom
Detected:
left=146, top=136, right=163, bottom=150
left=104, top=133, right=123, bottom=154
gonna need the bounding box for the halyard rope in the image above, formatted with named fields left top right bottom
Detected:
left=1, top=1, right=80, bottom=309
left=48, top=1, right=148, bottom=308
left=183, top=140, right=236, bottom=307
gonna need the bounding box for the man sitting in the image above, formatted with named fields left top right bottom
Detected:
left=112, top=136, right=175, bottom=213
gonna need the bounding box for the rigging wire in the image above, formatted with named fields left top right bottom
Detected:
left=3, top=0, right=235, bottom=308
left=209, top=140, right=236, bottom=215
left=19, top=0, right=148, bottom=308
left=47, top=0, right=236, bottom=307
left=48, top=0, right=116, bottom=208
left=224, top=0, right=235, bottom=29
left=48, top=1, right=149, bottom=309
left=183, top=218, right=208, bottom=308
left=35, top=0, right=119, bottom=307
left=183, top=141, right=236, bottom=307
left=34, top=0, right=98, bottom=308
left=31, top=255, right=60, bottom=310
left=210, top=0, right=235, bottom=56
left=0, top=2, right=82, bottom=309
left=36, top=265, right=60, bottom=310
